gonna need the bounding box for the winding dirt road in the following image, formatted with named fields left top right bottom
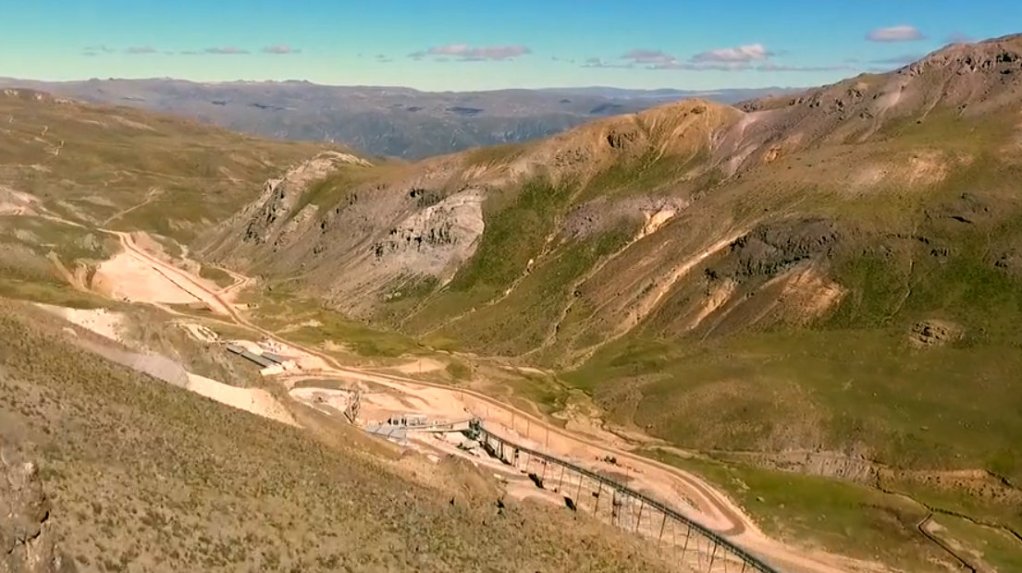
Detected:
left=104, top=230, right=883, bottom=573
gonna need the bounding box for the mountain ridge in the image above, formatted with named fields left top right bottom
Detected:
left=0, top=76, right=796, bottom=159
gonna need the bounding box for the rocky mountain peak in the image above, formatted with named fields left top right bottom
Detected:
left=903, top=33, right=1022, bottom=77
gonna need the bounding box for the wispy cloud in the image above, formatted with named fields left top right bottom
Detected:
left=945, top=32, right=972, bottom=44
left=621, top=49, right=677, bottom=66
left=609, top=43, right=777, bottom=70
left=866, top=25, right=924, bottom=42
left=375, top=53, right=394, bottom=64
left=581, top=57, right=634, bottom=69
left=82, top=44, right=114, bottom=57
left=262, top=44, right=300, bottom=55
left=409, top=44, right=531, bottom=61
left=583, top=42, right=853, bottom=74
left=203, top=46, right=250, bottom=55
left=125, top=46, right=157, bottom=55
left=691, top=43, right=772, bottom=63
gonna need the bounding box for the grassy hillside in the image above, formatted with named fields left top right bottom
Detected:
left=0, top=301, right=673, bottom=572
left=0, top=89, right=322, bottom=243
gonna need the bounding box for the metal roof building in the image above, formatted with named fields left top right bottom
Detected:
left=226, top=344, right=276, bottom=368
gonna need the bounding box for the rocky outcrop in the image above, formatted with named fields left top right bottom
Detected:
left=721, top=219, right=841, bottom=280
left=241, top=151, right=370, bottom=247
left=368, top=189, right=485, bottom=286
left=1, top=445, right=75, bottom=573
left=904, top=34, right=1022, bottom=78
left=910, top=319, right=963, bottom=347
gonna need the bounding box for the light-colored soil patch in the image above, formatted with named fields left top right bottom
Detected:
left=637, top=206, right=679, bottom=239
left=777, top=265, right=846, bottom=324
left=617, top=231, right=745, bottom=338
left=92, top=251, right=203, bottom=305
left=41, top=305, right=296, bottom=426
left=91, top=232, right=234, bottom=314
left=36, top=303, right=126, bottom=344
left=873, top=87, right=904, bottom=113
left=388, top=357, right=446, bottom=375
left=185, top=372, right=296, bottom=426
left=356, top=383, right=472, bottom=424
left=688, top=278, right=737, bottom=331
left=289, top=387, right=354, bottom=416
left=0, top=185, right=38, bottom=215
left=905, top=150, right=950, bottom=187
left=177, top=321, right=220, bottom=344
left=853, top=150, right=955, bottom=192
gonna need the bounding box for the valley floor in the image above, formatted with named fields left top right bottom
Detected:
left=23, top=223, right=918, bottom=573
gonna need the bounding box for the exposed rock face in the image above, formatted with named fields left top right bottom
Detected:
left=370, top=189, right=485, bottom=285
left=905, top=34, right=1022, bottom=79
left=1, top=445, right=75, bottom=573
left=241, top=151, right=370, bottom=246
left=722, top=219, right=841, bottom=280
left=911, top=319, right=963, bottom=347
left=734, top=450, right=879, bottom=483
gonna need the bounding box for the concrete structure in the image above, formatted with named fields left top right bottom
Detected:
left=363, top=423, right=408, bottom=445
left=259, top=364, right=285, bottom=376
left=467, top=420, right=779, bottom=573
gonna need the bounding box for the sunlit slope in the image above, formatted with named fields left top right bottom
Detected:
left=203, top=36, right=1022, bottom=491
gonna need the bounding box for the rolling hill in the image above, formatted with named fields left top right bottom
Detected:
left=0, top=91, right=676, bottom=572
left=0, top=78, right=792, bottom=158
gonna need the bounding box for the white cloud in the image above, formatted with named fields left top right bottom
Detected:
left=866, top=25, right=924, bottom=42
left=691, top=43, right=772, bottom=63
left=583, top=43, right=849, bottom=73
left=262, top=44, right=300, bottom=55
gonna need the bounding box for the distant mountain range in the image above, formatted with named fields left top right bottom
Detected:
left=0, top=78, right=795, bottom=158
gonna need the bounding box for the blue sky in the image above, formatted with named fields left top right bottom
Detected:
left=1, top=1, right=1018, bottom=91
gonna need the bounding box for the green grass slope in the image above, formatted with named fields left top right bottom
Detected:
left=0, top=89, right=322, bottom=243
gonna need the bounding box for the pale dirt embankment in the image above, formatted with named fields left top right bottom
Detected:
left=36, top=302, right=295, bottom=427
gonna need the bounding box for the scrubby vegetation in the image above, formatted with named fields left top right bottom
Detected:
left=0, top=302, right=673, bottom=572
